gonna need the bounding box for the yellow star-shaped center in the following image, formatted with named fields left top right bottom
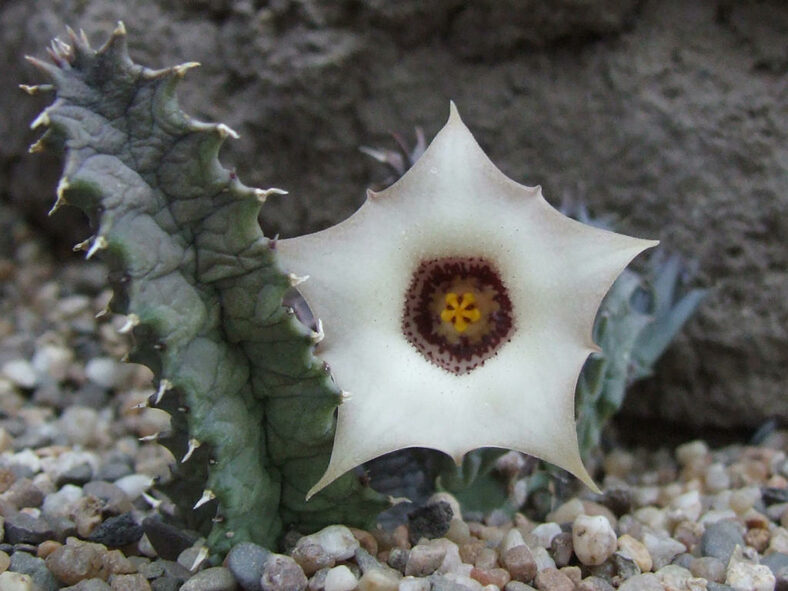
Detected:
left=440, top=292, right=481, bottom=333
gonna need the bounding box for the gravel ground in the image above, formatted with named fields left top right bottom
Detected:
left=0, top=209, right=786, bottom=590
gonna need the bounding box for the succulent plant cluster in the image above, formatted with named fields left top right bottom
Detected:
left=24, top=25, right=703, bottom=558
left=24, top=24, right=386, bottom=556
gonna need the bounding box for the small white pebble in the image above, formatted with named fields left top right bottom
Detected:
left=769, top=527, right=788, bottom=554
left=668, top=490, right=703, bottom=524
left=572, top=514, right=617, bottom=566
left=726, top=561, right=776, bottom=591
left=1, top=359, right=38, bottom=389
left=531, top=546, right=555, bottom=571
left=324, top=565, right=357, bottom=591
left=528, top=522, right=562, bottom=549
left=301, top=525, right=359, bottom=561
left=31, top=344, right=73, bottom=382
left=676, top=440, right=709, bottom=466
left=114, top=474, right=154, bottom=500
left=704, top=462, right=731, bottom=493
left=499, top=527, right=526, bottom=554
left=84, top=357, right=121, bottom=388
left=730, top=487, right=761, bottom=514
left=398, top=576, right=430, bottom=591
left=0, top=571, right=35, bottom=591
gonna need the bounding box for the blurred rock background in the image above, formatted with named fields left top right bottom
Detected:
left=1, top=0, right=785, bottom=431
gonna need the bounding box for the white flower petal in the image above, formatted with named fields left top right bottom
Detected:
left=278, top=104, right=657, bottom=499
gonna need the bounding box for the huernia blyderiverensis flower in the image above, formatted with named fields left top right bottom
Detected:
left=277, top=104, right=658, bottom=498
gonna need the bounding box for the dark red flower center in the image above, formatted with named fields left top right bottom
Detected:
left=402, top=257, right=515, bottom=375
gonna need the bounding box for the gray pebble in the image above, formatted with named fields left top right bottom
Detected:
left=576, top=576, right=615, bottom=591
left=142, top=517, right=199, bottom=561
left=94, top=462, right=133, bottom=482
left=617, top=573, right=663, bottom=591
left=701, top=520, right=744, bottom=564
left=151, top=578, right=180, bottom=591
left=226, top=542, right=271, bottom=591
left=260, top=554, right=307, bottom=591
left=550, top=532, right=573, bottom=567
left=354, top=547, right=384, bottom=574
left=2, top=478, right=44, bottom=509
left=706, top=584, right=736, bottom=591
left=82, top=481, right=132, bottom=515
left=690, top=556, right=726, bottom=583
left=504, top=582, right=538, bottom=591
left=387, top=548, right=409, bottom=574
left=671, top=552, right=694, bottom=569
left=9, top=551, right=59, bottom=591
left=613, top=553, right=640, bottom=580
left=762, top=552, right=788, bottom=576
left=56, top=463, right=94, bottom=487
left=180, top=566, right=237, bottom=591
left=61, top=579, right=112, bottom=591
left=4, top=512, right=55, bottom=545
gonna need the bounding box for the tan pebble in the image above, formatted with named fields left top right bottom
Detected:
left=0, top=571, right=34, bottom=591
left=535, top=567, right=574, bottom=591
left=672, top=520, right=703, bottom=554
left=744, top=528, right=771, bottom=553
left=560, top=565, right=582, bottom=585
left=548, top=498, right=585, bottom=524
left=110, top=573, right=152, bottom=591
left=358, top=567, right=399, bottom=591
left=45, top=539, right=109, bottom=585
left=582, top=501, right=618, bottom=530
left=445, top=518, right=472, bottom=545
left=0, top=428, right=11, bottom=454
left=459, top=540, right=485, bottom=565
left=291, top=540, right=334, bottom=576
left=502, top=545, right=536, bottom=583
left=36, top=540, right=61, bottom=558
left=604, top=449, right=634, bottom=478
left=514, top=513, right=534, bottom=533
left=470, top=566, right=510, bottom=587
left=474, top=547, right=498, bottom=570
left=676, top=440, right=709, bottom=467
left=769, top=526, right=788, bottom=554
left=577, top=575, right=616, bottom=590
left=767, top=474, right=787, bottom=488
left=0, top=550, right=9, bottom=572
left=71, top=495, right=104, bottom=537
left=617, top=534, right=652, bottom=572
left=729, top=460, right=768, bottom=486
left=473, top=523, right=505, bottom=545
left=730, top=487, right=761, bottom=514
left=657, top=483, right=683, bottom=507
left=351, top=528, right=379, bottom=556
left=404, top=542, right=446, bottom=577
left=392, top=525, right=410, bottom=549
left=0, top=469, right=15, bottom=494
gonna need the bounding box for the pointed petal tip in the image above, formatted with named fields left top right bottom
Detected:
left=448, top=100, right=461, bottom=123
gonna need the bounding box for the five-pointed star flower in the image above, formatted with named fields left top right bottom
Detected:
left=277, top=104, right=658, bottom=499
